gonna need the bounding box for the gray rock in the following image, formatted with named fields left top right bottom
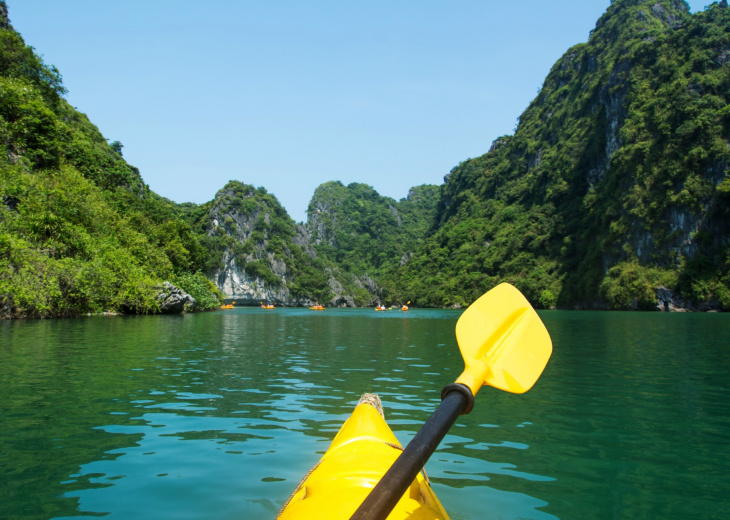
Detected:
left=157, top=282, right=195, bottom=314
left=655, top=286, right=721, bottom=312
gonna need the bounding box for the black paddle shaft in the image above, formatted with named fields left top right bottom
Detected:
left=350, top=384, right=474, bottom=520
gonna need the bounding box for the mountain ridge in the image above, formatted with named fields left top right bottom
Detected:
left=2, top=0, right=729, bottom=316
left=399, top=0, right=729, bottom=310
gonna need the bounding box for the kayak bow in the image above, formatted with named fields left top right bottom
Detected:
left=278, top=283, right=552, bottom=520
left=277, top=394, right=449, bottom=520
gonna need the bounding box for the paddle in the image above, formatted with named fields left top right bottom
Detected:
left=350, top=283, right=552, bottom=520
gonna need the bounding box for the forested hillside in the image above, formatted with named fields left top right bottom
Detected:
left=181, top=180, right=377, bottom=307
left=399, top=0, right=730, bottom=310
left=307, top=182, right=439, bottom=303
left=178, top=179, right=439, bottom=308
left=3, top=0, right=729, bottom=315
left=0, top=3, right=221, bottom=317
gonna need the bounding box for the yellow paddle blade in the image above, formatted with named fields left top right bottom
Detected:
left=455, top=283, right=552, bottom=396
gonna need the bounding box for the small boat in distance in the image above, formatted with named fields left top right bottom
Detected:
left=260, top=301, right=275, bottom=309
left=221, top=302, right=235, bottom=309
left=401, top=300, right=411, bottom=311
left=309, top=303, right=325, bottom=310
left=375, top=305, right=387, bottom=311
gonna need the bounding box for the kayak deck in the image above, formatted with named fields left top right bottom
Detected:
left=277, top=394, right=449, bottom=520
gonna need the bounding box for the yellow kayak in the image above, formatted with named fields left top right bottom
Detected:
left=277, top=394, right=449, bottom=520
left=278, top=284, right=554, bottom=520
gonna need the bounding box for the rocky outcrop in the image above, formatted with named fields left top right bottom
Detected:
left=655, top=286, right=721, bottom=312
left=326, top=269, right=355, bottom=307
left=157, top=282, right=195, bottom=313
left=215, top=251, right=306, bottom=306
left=292, top=224, right=316, bottom=257
left=307, top=182, right=346, bottom=248
left=204, top=181, right=374, bottom=307
left=359, top=274, right=378, bottom=295
left=205, top=183, right=301, bottom=305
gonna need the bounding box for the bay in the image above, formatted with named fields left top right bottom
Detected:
left=1, top=308, right=729, bottom=519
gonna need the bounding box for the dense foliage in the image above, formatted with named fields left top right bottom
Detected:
left=306, top=181, right=439, bottom=303
left=398, top=0, right=730, bottom=310
left=3, top=0, right=729, bottom=314
left=0, top=8, right=220, bottom=317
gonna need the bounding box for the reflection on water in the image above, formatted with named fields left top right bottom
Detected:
left=2, top=308, right=730, bottom=520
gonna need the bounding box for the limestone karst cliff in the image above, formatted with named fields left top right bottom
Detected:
left=400, top=0, right=730, bottom=310
left=190, top=181, right=380, bottom=306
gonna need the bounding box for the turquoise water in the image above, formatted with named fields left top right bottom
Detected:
left=1, top=308, right=729, bottom=519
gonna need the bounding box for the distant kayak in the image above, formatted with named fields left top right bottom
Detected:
left=309, top=304, right=325, bottom=310
left=221, top=304, right=234, bottom=309
left=276, top=394, right=449, bottom=520
left=375, top=305, right=387, bottom=311
left=260, top=304, right=275, bottom=309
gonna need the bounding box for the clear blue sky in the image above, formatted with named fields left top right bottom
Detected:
left=8, top=1, right=710, bottom=223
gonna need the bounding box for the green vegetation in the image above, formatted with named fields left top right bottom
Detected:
left=0, top=10, right=220, bottom=317
left=184, top=180, right=346, bottom=304
left=2, top=0, right=729, bottom=315
left=172, top=271, right=224, bottom=310
left=306, top=181, right=439, bottom=304
left=398, top=0, right=730, bottom=310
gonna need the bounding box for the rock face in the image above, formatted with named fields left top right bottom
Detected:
left=215, top=250, right=307, bottom=306
left=303, top=181, right=439, bottom=295
left=202, top=179, right=441, bottom=307
left=205, top=182, right=302, bottom=305
left=306, top=182, right=344, bottom=248
left=203, top=181, right=371, bottom=306
left=157, top=282, right=195, bottom=314
left=655, top=286, right=721, bottom=312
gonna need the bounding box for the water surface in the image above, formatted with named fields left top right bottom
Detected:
left=1, top=308, right=729, bottom=519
